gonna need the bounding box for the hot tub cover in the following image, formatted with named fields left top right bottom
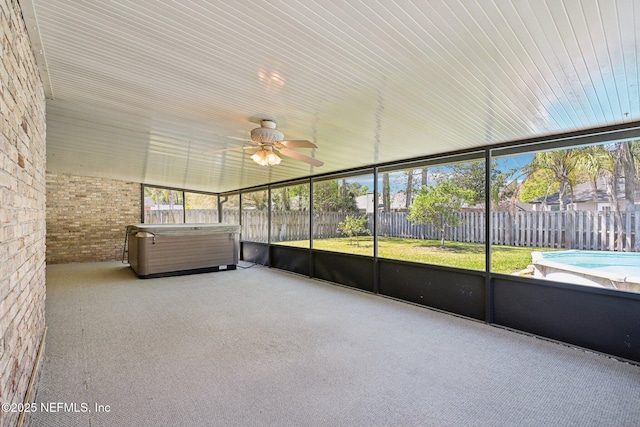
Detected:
left=127, top=223, right=240, bottom=236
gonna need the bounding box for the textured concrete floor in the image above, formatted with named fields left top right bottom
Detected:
left=31, top=261, right=640, bottom=426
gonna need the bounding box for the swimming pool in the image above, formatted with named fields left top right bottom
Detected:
left=532, top=250, right=640, bottom=293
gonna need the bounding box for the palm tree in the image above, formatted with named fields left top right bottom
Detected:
left=616, top=140, right=639, bottom=212
left=574, top=145, right=608, bottom=202
left=576, top=141, right=640, bottom=250
left=611, top=141, right=639, bottom=250
left=527, top=149, right=583, bottom=211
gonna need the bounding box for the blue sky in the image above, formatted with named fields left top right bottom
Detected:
left=342, top=153, right=536, bottom=194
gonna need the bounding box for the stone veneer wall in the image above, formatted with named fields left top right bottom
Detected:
left=46, top=173, right=141, bottom=264
left=0, top=1, right=47, bottom=426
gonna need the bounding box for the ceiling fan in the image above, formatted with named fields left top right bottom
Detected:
left=229, top=120, right=324, bottom=167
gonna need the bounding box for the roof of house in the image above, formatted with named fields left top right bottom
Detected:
left=356, top=193, right=410, bottom=211
left=531, top=178, right=640, bottom=205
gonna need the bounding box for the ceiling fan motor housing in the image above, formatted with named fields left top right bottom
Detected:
left=251, top=120, right=284, bottom=143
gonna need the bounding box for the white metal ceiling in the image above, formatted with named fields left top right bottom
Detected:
left=22, top=0, right=640, bottom=193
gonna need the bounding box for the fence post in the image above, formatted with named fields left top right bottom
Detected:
left=625, top=212, right=632, bottom=252
left=633, top=211, right=640, bottom=252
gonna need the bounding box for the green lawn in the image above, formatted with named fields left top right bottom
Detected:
left=277, top=236, right=557, bottom=274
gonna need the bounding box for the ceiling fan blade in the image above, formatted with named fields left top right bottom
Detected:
left=278, top=140, right=317, bottom=149
left=278, top=147, right=324, bottom=167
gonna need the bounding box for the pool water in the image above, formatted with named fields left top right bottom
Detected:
left=541, top=250, right=640, bottom=271
left=533, top=250, right=640, bottom=292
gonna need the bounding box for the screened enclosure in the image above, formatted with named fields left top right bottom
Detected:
left=142, top=125, right=640, bottom=363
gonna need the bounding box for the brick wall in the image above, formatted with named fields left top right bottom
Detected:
left=0, top=0, right=47, bottom=426
left=46, top=173, right=141, bottom=264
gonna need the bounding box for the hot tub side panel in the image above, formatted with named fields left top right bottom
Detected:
left=127, top=235, right=150, bottom=276
left=129, top=232, right=238, bottom=277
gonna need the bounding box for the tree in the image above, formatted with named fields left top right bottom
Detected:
left=525, top=149, right=583, bottom=211
left=575, top=145, right=610, bottom=202
left=144, top=187, right=184, bottom=223
left=449, top=160, right=486, bottom=205
left=145, top=187, right=183, bottom=207
left=242, top=190, right=268, bottom=210
left=517, top=168, right=559, bottom=205
left=407, top=181, right=475, bottom=247
left=381, top=172, right=391, bottom=212
left=184, top=192, right=216, bottom=209
left=271, top=187, right=292, bottom=211
left=578, top=141, right=640, bottom=250
left=286, top=184, right=310, bottom=211
left=446, top=160, right=509, bottom=210
left=313, top=180, right=360, bottom=212
left=404, top=170, right=415, bottom=209
left=615, top=141, right=639, bottom=213
left=337, top=215, right=370, bottom=246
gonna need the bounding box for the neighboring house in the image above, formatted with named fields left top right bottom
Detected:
left=530, top=179, right=640, bottom=211
left=357, top=192, right=410, bottom=213
left=494, top=200, right=533, bottom=213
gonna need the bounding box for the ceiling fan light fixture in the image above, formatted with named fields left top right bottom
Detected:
left=251, top=148, right=281, bottom=166
left=236, top=118, right=322, bottom=167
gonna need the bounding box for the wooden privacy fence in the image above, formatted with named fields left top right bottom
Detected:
left=379, top=210, right=640, bottom=252
left=145, top=209, right=640, bottom=252
left=144, top=209, right=219, bottom=224
left=242, top=211, right=345, bottom=243
left=490, top=210, right=639, bottom=252
left=377, top=211, right=484, bottom=243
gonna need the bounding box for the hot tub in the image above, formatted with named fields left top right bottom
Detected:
left=126, top=223, right=240, bottom=278
left=532, top=250, right=640, bottom=293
